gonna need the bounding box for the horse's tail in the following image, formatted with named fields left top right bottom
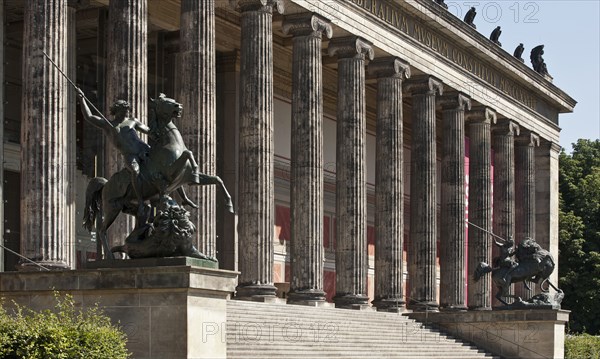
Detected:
left=83, top=177, right=108, bottom=232
left=474, top=262, right=492, bottom=282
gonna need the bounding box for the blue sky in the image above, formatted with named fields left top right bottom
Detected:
left=443, top=0, right=600, bottom=152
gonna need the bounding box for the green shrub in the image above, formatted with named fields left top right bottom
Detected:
left=565, top=333, right=600, bottom=359
left=0, top=293, right=130, bottom=359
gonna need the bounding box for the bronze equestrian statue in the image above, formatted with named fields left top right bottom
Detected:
left=474, top=237, right=562, bottom=306
left=81, top=93, right=233, bottom=259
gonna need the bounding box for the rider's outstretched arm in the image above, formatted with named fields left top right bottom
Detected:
left=77, top=89, right=110, bottom=130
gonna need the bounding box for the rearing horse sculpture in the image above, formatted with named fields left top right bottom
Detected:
left=474, top=238, right=560, bottom=305
left=84, top=94, right=233, bottom=259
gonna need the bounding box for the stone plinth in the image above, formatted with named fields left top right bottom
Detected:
left=407, top=309, right=569, bottom=359
left=0, top=261, right=238, bottom=359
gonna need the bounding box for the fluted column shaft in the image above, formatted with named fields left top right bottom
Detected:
left=466, top=106, right=497, bottom=310
left=492, top=120, right=519, bottom=242
left=369, top=57, right=410, bottom=312
left=0, top=0, right=4, bottom=270
left=179, top=0, right=216, bottom=258
left=404, top=76, right=443, bottom=310
left=283, top=14, right=332, bottom=304
left=328, top=37, right=373, bottom=308
left=66, top=0, right=78, bottom=268
left=105, top=0, right=147, bottom=248
left=535, top=141, right=561, bottom=288
left=515, top=131, right=539, bottom=299
left=236, top=0, right=283, bottom=299
left=439, top=92, right=471, bottom=311
left=491, top=120, right=519, bottom=305
left=21, top=0, right=69, bottom=268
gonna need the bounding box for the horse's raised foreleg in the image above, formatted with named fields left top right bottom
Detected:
left=165, top=150, right=199, bottom=186
left=195, top=173, right=234, bottom=214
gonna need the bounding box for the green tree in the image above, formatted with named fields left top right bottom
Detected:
left=559, top=139, right=600, bottom=334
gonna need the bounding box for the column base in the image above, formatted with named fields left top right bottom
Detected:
left=235, top=284, right=278, bottom=301
left=287, top=289, right=326, bottom=305
left=333, top=293, right=370, bottom=309
left=407, top=300, right=439, bottom=312
left=372, top=297, right=407, bottom=312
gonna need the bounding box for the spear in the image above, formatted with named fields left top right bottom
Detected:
left=466, top=220, right=509, bottom=243
left=42, top=50, right=114, bottom=128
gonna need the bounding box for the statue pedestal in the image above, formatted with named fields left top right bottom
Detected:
left=0, top=260, right=238, bottom=359
left=407, top=309, right=569, bottom=359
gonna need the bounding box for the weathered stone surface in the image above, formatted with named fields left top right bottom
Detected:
left=216, top=52, right=240, bottom=272
left=535, top=141, right=561, bottom=289
left=515, top=130, right=540, bottom=300
left=85, top=256, right=219, bottom=270
left=368, top=57, right=410, bottom=312
left=492, top=119, right=520, bottom=306
left=438, top=91, right=471, bottom=311
left=403, top=75, right=443, bottom=311
left=328, top=36, right=373, bottom=308
left=236, top=0, right=283, bottom=299
left=408, top=309, right=569, bottom=359
left=179, top=0, right=217, bottom=258
left=0, top=2, right=4, bottom=271
left=65, top=1, right=79, bottom=269
left=105, top=0, right=147, bottom=247
left=282, top=13, right=332, bottom=304
left=0, top=266, right=237, bottom=358
left=466, top=106, right=497, bottom=310
left=20, top=0, right=69, bottom=269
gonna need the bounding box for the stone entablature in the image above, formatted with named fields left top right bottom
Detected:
left=295, top=0, right=573, bottom=143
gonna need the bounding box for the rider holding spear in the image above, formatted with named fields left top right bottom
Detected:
left=76, top=89, right=152, bottom=223
left=42, top=50, right=151, bottom=224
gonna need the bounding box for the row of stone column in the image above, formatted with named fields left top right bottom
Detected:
left=231, top=4, right=541, bottom=312
left=19, top=0, right=218, bottom=267
left=18, top=0, right=552, bottom=313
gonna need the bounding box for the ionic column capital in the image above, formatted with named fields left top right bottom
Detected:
left=466, top=105, right=497, bottom=124
left=234, top=0, right=284, bottom=14
left=368, top=56, right=410, bottom=79
left=403, top=75, right=443, bottom=96
left=548, top=141, right=562, bottom=153
left=516, top=130, right=540, bottom=147
left=438, top=91, right=471, bottom=111
left=328, top=36, right=374, bottom=60
left=282, top=13, right=332, bottom=39
left=492, top=119, right=520, bottom=137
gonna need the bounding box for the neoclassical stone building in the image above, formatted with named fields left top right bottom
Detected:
left=0, top=0, right=575, bottom=316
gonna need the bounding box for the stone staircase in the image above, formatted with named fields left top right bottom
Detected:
left=226, top=300, right=499, bottom=359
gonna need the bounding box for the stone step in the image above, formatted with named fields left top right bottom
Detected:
left=227, top=344, right=486, bottom=352
left=227, top=350, right=498, bottom=359
left=227, top=356, right=499, bottom=359
left=226, top=300, right=498, bottom=358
